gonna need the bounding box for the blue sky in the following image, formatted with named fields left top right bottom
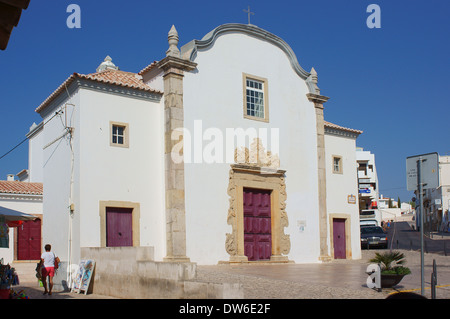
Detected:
left=0, top=0, right=449, bottom=203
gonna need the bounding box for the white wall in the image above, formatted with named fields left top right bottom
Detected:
left=41, top=91, right=80, bottom=265
left=40, top=85, right=166, bottom=265
left=183, top=32, right=320, bottom=264
left=325, top=133, right=361, bottom=260
left=439, top=156, right=450, bottom=214
left=0, top=228, right=14, bottom=264
left=77, top=88, right=166, bottom=261
left=27, top=123, right=44, bottom=183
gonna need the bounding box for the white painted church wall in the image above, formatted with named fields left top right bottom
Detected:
left=40, top=86, right=166, bottom=265
left=183, top=32, right=320, bottom=264
left=324, top=133, right=361, bottom=259
left=41, top=90, right=80, bottom=264
left=77, top=89, right=166, bottom=261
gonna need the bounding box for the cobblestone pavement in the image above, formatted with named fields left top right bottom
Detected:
left=10, top=249, right=450, bottom=299
left=195, top=249, right=450, bottom=299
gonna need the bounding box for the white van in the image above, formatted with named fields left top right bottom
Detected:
left=360, top=209, right=382, bottom=227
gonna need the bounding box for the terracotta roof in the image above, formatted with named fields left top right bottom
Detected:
left=138, top=61, right=159, bottom=75
left=0, top=0, right=30, bottom=50
left=35, top=69, right=163, bottom=113
left=324, top=121, right=363, bottom=135
left=0, top=181, right=43, bottom=195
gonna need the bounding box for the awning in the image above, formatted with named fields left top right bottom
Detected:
left=0, top=206, right=37, bottom=222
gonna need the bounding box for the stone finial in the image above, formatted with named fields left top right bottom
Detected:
left=309, top=67, right=320, bottom=94
left=96, top=55, right=119, bottom=72
left=310, top=67, right=318, bottom=82
left=166, top=25, right=181, bottom=58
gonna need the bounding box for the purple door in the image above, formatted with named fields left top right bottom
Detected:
left=333, top=218, right=346, bottom=259
left=106, top=207, right=133, bottom=247
left=243, top=188, right=272, bottom=261
left=17, top=219, right=41, bottom=260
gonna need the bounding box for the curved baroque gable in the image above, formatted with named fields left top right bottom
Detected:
left=181, top=23, right=320, bottom=94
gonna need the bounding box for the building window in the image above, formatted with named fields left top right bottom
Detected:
left=112, top=125, right=124, bottom=144
left=110, top=121, right=129, bottom=148
left=243, top=73, right=269, bottom=122
left=333, top=156, right=343, bottom=174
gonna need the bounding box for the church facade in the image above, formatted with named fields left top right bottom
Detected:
left=30, top=23, right=362, bottom=269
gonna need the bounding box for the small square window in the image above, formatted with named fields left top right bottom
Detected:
left=110, top=122, right=129, bottom=148
left=333, top=156, right=343, bottom=174
left=112, top=125, right=124, bottom=144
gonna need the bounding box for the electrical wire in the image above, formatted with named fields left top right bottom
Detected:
left=0, top=110, right=63, bottom=161
left=0, top=137, right=28, bottom=161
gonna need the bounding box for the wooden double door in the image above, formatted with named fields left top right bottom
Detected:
left=17, top=219, right=41, bottom=260
left=243, top=188, right=272, bottom=261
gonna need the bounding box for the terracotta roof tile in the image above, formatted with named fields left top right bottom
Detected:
left=324, top=121, right=363, bottom=135
left=0, top=181, right=43, bottom=195
left=138, top=60, right=159, bottom=75
left=79, top=69, right=153, bottom=91
left=35, top=69, right=163, bottom=113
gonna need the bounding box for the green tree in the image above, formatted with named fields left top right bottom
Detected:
left=397, top=196, right=401, bottom=208
left=388, top=198, right=393, bottom=208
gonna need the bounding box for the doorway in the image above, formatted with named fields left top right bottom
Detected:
left=332, top=218, right=346, bottom=259
left=17, top=218, right=41, bottom=260
left=243, top=188, right=272, bottom=261
left=106, top=207, right=133, bottom=247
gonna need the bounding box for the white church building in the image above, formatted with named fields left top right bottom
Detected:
left=28, top=23, right=363, bottom=272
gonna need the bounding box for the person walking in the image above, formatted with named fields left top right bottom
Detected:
left=40, top=244, right=59, bottom=295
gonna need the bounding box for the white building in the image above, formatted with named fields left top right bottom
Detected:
left=423, top=155, right=450, bottom=231
left=356, top=147, right=379, bottom=210
left=26, top=24, right=363, bottom=283
left=324, top=122, right=362, bottom=259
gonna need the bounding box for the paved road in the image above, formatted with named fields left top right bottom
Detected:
left=196, top=249, right=450, bottom=299
left=386, top=221, right=450, bottom=255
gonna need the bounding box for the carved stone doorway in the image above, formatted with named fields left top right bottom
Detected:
left=225, top=164, right=290, bottom=263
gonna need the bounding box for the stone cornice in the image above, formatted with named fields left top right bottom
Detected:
left=230, top=164, right=286, bottom=176
left=39, top=78, right=162, bottom=118
left=324, top=126, right=360, bottom=139
left=77, top=79, right=162, bottom=102
left=156, top=56, right=197, bottom=73
left=0, top=193, right=43, bottom=201
left=306, top=93, right=330, bottom=106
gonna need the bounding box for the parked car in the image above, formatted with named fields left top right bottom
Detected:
left=360, top=226, right=388, bottom=249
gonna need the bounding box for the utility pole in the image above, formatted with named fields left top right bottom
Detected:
left=407, top=152, right=439, bottom=297
left=417, top=156, right=426, bottom=296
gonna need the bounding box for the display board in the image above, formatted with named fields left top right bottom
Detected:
left=72, top=259, right=95, bottom=295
